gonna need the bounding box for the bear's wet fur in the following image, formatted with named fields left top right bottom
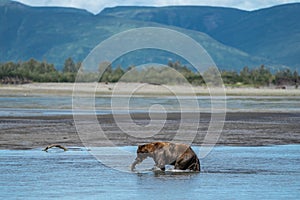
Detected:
left=131, top=142, right=200, bottom=172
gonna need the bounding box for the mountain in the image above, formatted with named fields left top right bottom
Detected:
left=0, top=1, right=297, bottom=71
left=0, top=1, right=95, bottom=63
left=100, top=6, right=248, bottom=35
left=213, top=3, right=300, bottom=68
left=101, top=4, right=300, bottom=70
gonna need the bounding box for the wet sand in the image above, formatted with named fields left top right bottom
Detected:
left=0, top=112, right=299, bottom=150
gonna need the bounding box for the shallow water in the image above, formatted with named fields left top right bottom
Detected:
left=1, top=145, right=299, bottom=199
left=0, top=96, right=299, bottom=116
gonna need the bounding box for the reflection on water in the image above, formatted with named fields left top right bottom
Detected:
left=0, top=145, right=299, bottom=199
left=0, top=96, right=299, bottom=116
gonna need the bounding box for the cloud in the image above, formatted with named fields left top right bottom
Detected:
left=15, top=0, right=300, bottom=14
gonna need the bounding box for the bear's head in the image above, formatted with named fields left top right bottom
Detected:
left=131, top=143, right=157, bottom=171
left=135, top=143, right=157, bottom=161
left=137, top=143, right=152, bottom=154
left=136, top=142, right=167, bottom=158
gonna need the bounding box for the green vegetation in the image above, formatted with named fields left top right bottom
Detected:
left=0, top=58, right=299, bottom=88
left=0, top=58, right=80, bottom=83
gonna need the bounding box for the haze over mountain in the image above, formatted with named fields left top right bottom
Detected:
left=0, top=0, right=299, bottom=71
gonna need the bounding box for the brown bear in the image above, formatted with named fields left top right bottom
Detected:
left=131, top=142, right=200, bottom=172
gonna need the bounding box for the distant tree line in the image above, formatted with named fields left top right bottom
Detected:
left=0, top=58, right=81, bottom=84
left=221, top=65, right=299, bottom=88
left=0, top=58, right=299, bottom=88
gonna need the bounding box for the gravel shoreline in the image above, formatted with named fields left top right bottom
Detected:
left=0, top=112, right=299, bottom=150
left=0, top=82, right=299, bottom=96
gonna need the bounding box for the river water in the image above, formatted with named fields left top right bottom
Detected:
left=0, top=95, right=299, bottom=199
left=0, top=145, right=299, bottom=199
left=0, top=96, right=299, bottom=116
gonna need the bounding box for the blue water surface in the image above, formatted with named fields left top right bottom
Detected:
left=0, top=145, right=299, bottom=199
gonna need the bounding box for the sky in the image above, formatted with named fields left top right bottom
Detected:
left=15, top=0, right=300, bottom=14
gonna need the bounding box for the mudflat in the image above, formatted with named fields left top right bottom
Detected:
left=0, top=112, right=299, bottom=150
